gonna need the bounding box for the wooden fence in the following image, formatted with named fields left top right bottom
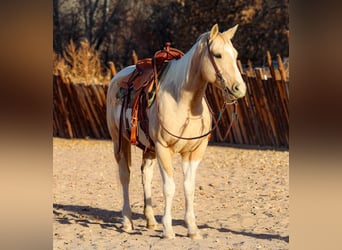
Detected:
left=53, top=54, right=289, bottom=148
left=53, top=74, right=109, bottom=139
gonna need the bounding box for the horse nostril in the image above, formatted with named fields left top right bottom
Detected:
left=232, top=84, right=240, bottom=92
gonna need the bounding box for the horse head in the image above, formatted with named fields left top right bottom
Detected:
left=201, top=24, right=246, bottom=100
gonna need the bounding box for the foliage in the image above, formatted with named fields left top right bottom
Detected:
left=53, top=39, right=111, bottom=84
left=53, top=0, right=289, bottom=74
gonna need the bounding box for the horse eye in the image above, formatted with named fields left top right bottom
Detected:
left=213, top=53, right=222, bottom=59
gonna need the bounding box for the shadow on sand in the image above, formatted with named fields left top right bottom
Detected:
left=54, top=203, right=288, bottom=242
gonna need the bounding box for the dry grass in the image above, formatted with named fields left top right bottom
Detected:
left=53, top=38, right=289, bottom=85
left=53, top=39, right=112, bottom=85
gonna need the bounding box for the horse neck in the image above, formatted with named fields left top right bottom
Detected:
left=164, top=42, right=207, bottom=116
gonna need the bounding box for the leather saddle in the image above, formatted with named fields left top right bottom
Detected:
left=117, top=43, right=184, bottom=152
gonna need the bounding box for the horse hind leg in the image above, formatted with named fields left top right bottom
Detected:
left=115, top=139, right=134, bottom=231
left=141, top=151, right=158, bottom=229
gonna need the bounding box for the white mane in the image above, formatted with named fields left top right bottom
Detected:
left=159, top=32, right=209, bottom=100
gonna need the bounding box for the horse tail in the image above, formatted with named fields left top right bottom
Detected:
left=125, top=139, right=132, bottom=169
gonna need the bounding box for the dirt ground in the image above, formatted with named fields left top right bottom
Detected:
left=53, top=138, right=289, bottom=249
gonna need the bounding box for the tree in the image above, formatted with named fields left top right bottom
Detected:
left=53, top=0, right=289, bottom=70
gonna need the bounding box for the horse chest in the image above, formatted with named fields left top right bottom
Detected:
left=156, top=118, right=210, bottom=151
left=170, top=138, right=206, bottom=154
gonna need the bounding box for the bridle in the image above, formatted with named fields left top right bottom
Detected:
left=206, top=38, right=239, bottom=102
left=154, top=37, right=238, bottom=141
left=206, top=38, right=226, bottom=89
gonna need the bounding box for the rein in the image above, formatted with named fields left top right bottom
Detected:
left=208, top=96, right=238, bottom=141
left=153, top=39, right=238, bottom=141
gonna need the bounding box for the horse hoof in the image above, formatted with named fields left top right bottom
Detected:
left=147, top=223, right=158, bottom=230
left=188, top=232, right=203, bottom=240
left=162, top=232, right=175, bottom=239
left=122, top=224, right=134, bottom=232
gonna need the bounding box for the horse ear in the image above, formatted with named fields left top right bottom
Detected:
left=223, top=24, right=239, bottom=40
left=209, top=24, right=219, bottom=41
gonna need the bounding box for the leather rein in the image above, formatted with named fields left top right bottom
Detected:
left=153, top=38, right=238, bottom=141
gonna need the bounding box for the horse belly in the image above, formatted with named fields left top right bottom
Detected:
left=122, top=108, right=151, bottom=147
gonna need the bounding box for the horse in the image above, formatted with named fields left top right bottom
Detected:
left=106, top=24, right=246, bottom=239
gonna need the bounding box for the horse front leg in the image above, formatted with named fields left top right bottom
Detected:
left=182, top=159, right=202, bottom=239
left=181, top=142, right=207, bottom=239
left=141, top=151, right=158, bottom=229
left=156, top=142, right=175, bottom=239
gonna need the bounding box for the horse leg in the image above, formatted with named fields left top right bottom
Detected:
left=141, top=151, right=158, bottom=229
left=156, top=142, right=175, bottom=239
left=181, top=159, right=202, bottom=239
left=115, top=139, right=133, bottom=231
left=181, top=142, right=207, bottom=239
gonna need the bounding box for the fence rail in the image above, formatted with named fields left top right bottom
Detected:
left=53, top=54, right=289, bottom=148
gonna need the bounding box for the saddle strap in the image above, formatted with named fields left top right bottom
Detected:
left=130, top=89, right=142, bottom=145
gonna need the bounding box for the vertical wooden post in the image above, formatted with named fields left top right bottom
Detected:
left=247, top=59, right=253, bottom=77
left=132, top=50, right=138, bottom=65
left=237, top=60, right=244, bottom=74
left=266, top=51, right=279, bottom=80
left=277, top=54, right=287, bottom=82
left=108, top=61, right=117, bottom=78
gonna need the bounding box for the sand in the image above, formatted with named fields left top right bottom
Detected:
left=53, top=138, right=289, bottom=249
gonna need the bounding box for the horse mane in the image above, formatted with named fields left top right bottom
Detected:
left=160, top=31, right=210, bottom=100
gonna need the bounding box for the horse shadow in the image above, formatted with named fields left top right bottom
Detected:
left=53, top=203, right=288, bottom=242
left=199, top=224, right=289, bottom=243
left=54, top=203, right=145, bottom=235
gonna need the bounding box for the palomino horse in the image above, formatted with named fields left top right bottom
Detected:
left=106, top=24, right=246, bottom=239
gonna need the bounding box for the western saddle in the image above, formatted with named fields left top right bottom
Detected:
left=117, top=42, right=184, bottom=152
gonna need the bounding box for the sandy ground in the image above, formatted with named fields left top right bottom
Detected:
left=53, top=138, right=289, bottom=249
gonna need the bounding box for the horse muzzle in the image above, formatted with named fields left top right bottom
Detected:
left=225, top=82, right=246, bottom=99
left=215, top=72, right=246, bottom=99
